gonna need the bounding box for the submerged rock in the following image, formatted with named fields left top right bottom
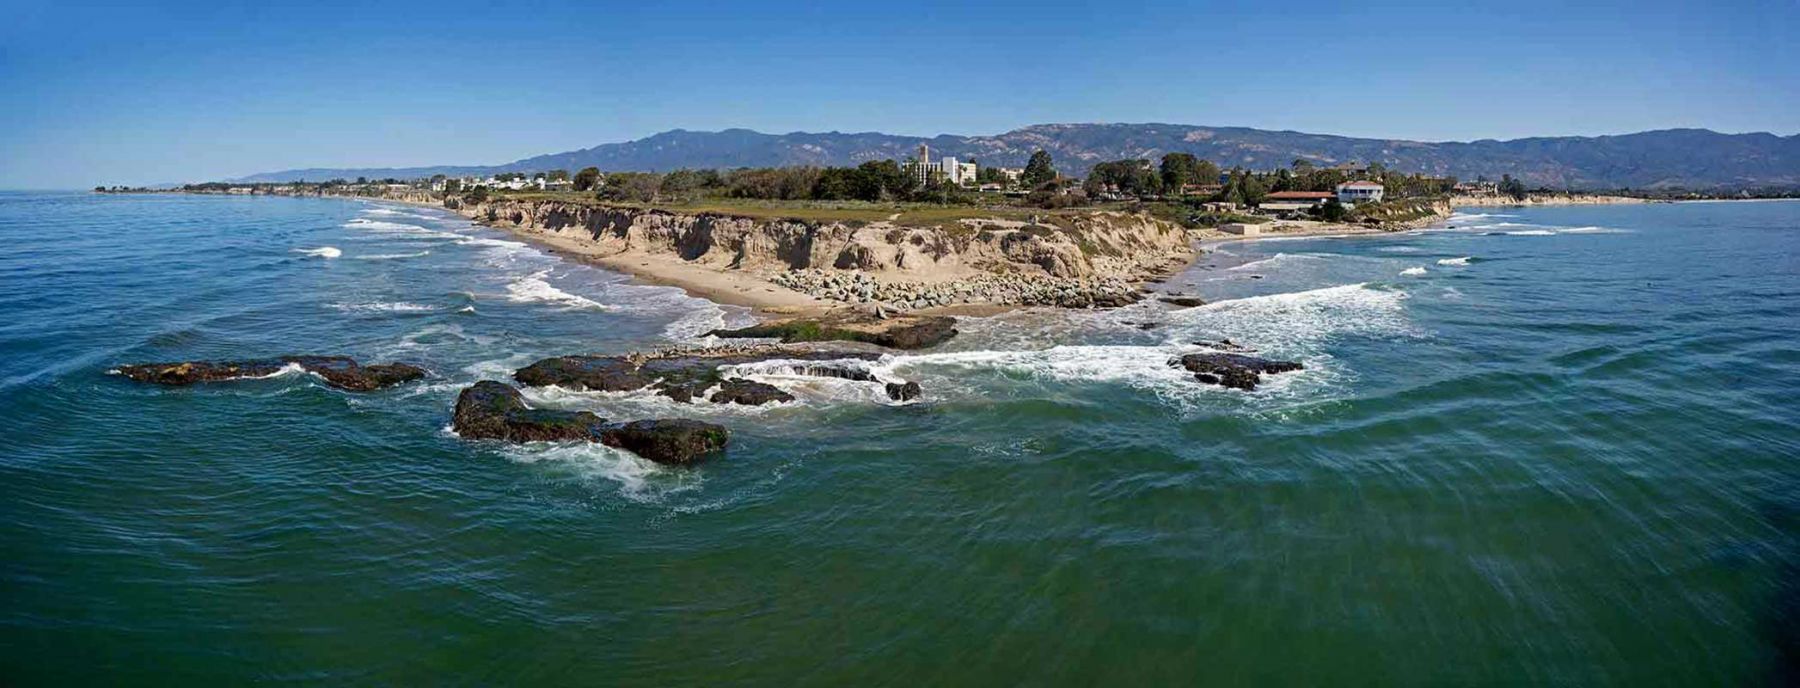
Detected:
left=1171, top=352, right=1304, bottom=391
left=1159, top=296, right=1207, bottom=308
left=707, top=315, right=957, bottom=350
left=452, top=381, right=728, bottom=465
left=115, top=355, right=424, bottom=391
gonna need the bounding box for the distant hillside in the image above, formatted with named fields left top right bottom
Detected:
left=232, top=124, right=1800, bottom=190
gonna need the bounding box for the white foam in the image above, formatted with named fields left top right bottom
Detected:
left=1377, top=246, right=1421, bottom=253
left=502, top=441, right=699, bottom=502
left=1505, top=229, right=1556, bottom=236
left=457, top=237, right=527, bottom=249
left=1400, top=266, right=1429, bottom=276
left=1559, top=226, right=1626, bottom=234
left=295, top=246, right=342, bottom=259
left=1437, top=256, right=1471, bottom=266
left=504, top=270, right=609, bottom=310
left=355, top=250, right=431, bottom=261
left=330, top=301, right=438, bottom=314
left=344, top=218, right=463, bottom=240
left=1226, top=253, right=1304, bottom=271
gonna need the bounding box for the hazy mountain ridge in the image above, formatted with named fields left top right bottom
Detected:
left=232, top=124, right=1800, bottom=189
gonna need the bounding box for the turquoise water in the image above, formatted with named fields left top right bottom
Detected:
left=2, top=193, right=1798, bottom=684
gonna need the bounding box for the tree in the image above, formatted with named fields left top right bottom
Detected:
left=573, top=167, right=601, bottom=192
left=1022, top=150, right=1056, bottom=188
left=1314, top=197, right=1349, bottom=222
left=547, top=169, right=570, bottom=182
left=1500, top=174, right=1528, bottom=201
left=443, top=178, right=463, bottom=193
left=1160, top=153, right=1206, bottom=192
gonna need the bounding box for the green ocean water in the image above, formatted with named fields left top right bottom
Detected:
left=2, top=192, right=1797, bottom=685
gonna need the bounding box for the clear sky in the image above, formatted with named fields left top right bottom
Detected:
left=3, top=0, right=1796, bottom=188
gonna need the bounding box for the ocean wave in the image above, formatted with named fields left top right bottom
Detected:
left=504, top=271, right=609, bottom=310
left=501, top=441, right=701, bottom=503
left=1436, top=256, right=1471, bottom=266
left=361, top=208, right=437, bottom=221
left=294, top=246, right=342, bottom=259
left=1400, top=266, right=1429, bottom=276
left=329, top=301, right=440, bottom=314
left=457, top=237, right=527, bottom=249
left=344, top=218, right=463, bottom=240
left=1376, top=246, right=1421, bottom=253
left=354, top=250, right=431, bottom=260
left=1226, top=253, right=1312, bottom=271
left=1559, top=226, right=1626, bottom=234
left=1505, top=229, right=1557, bottom=236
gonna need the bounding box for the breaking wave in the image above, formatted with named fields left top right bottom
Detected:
left=355, top=250, right=430, bottom=261
left=1400, top=266, right=1429, bottom=276
left=294, top=246, right=341, bottom=259
left=1437, top=256, right=1472, bottom=266
left=504, top=270, right=608, bottom=310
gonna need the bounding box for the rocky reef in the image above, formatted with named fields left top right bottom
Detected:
left=707, top=314, right=957, bottom=350
left=114, top=356, right=425, bottom=391
left=769, top=269, right=1141, bottom=310
left=513, top=345, right=922, bottom=405
left=1171, top=352, right=1304, bottom=391
left=452, top=381, right=727, bottom=465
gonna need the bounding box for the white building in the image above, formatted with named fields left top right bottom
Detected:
left=904, top=144, right=978, bottom=186
left=1336, top=181, right=1385, bottom=205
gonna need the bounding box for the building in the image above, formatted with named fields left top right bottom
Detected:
left=1220, top=222, right=1261, bottom=237
left=904, top=144, right=978, bottom=186
left=1453, top=181, right=1498, bottom=196
left=992, top=167, right=1024, bottom=184
left=1259, top=190, right=1334, bottom=212
left=1336, top=181, right=1385, bottom=204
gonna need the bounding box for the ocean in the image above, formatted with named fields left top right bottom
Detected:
left=2, top=192, right=1797, bottom=684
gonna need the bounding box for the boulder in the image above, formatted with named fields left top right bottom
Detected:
left=599, top=419, right=730, bottom=466
left=1159, top=296, right=1207, bottom=308
left=709, top=378, right=795, bottom=405
left=1172, top=352, right=1304, bottom=391
left=452, top=380, right=606, bottom=442
left=452, top=381, right=729, bottom=465
left=115, top=355, right=424, bottom=391
left=885, top=381, right=922, bottom=402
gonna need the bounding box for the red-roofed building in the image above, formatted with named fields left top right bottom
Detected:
left=1259, top=191, right=1334, bottom=212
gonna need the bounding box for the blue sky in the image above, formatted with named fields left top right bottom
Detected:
left=2, top=0, right=1796, bottom=188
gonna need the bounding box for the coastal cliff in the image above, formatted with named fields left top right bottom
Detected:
left=443, top=198, right=1196, bottom=310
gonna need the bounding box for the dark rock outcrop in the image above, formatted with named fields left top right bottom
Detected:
left=885, top=381, right=922, bottom=402
left=452, top=381, right=728, bottom=465
left=707, top=315, right=957, bottom=350
left=708, top=379, right=794, bottom=405
left=598, top=419, right=730, bottom=466
left=115, top=356, right=424, bottom=391
left=1159, top=296, right=1207, bottom=308
left=453, top=380, right=607, bottom=442
left=514, top=347, right=920, bottom=406
left=1172, top=352, right=1304, bottom=391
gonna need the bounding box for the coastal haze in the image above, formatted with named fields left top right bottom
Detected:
left=231, top=124, right=1800, bottom=191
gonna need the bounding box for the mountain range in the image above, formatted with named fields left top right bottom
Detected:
left=231, top=124, right=1800, bottom=190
